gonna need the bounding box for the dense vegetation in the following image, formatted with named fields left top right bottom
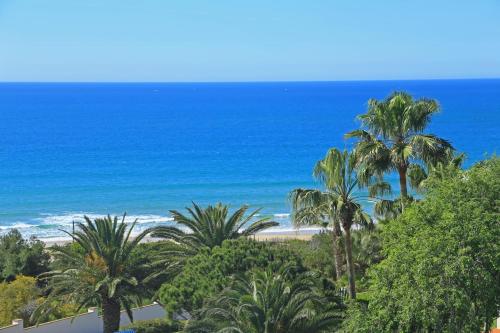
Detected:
left=185, top=265, right=342, bottom=333
left=0, top=230, right=50, bottom=282
left=158, top=238, right=306, bottom=314
left=0, top=276, right=39, bottom=326
left=343, top=157, right=500, bottom=332
left=123, top=318, right=182, bottom=333
left=1, top=92, right=498, bottom=332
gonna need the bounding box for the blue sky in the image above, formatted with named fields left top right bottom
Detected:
left=1, top=0, right=499, bottom=82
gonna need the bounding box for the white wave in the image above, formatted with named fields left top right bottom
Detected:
left=0, top=211, right=301, bottom=241
left=0, top=222, right=36, bottom=230
left=129, top=215, right=175, bottom=224
left=35, top=213, right=174, bottom=226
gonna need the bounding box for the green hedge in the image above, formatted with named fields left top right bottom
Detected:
left=121, top=318, right=181, bottom=333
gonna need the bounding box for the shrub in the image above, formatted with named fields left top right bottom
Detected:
left=122, top=318, right=181, bottom=333
left=0, top=276, right=40, bottom=326
left=158, top=238, right=303, bottom=314
left=285, top=232, right=336, bottom=278
left=285, top=230, right=382, bottom=285
left=129, top=240, right=182, bottom=296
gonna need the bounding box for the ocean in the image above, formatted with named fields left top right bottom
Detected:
left=0, top=80, right=499, bottom=240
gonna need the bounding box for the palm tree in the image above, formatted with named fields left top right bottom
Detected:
left=34, top=215, right=151, bottom=333
left=185, top=265, right=341, bottom=333
left=346, top=92, right=453, bottom=205
left=290, top=187, right=344, bottom=281
left=312, top=148, right=372, bottom=299
left=152, top=202, right=278, bottom=254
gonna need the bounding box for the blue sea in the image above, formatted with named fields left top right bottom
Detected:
left=0, top=80, right=499, bottom=240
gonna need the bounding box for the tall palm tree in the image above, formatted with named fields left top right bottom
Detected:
left=290, top=187, right=345, bottom=281
left=313, top=148, right=372, bottom=299
left=152, top=202, right=278, bottom=254
left=185, top=265, right=341, bottom=333
left=346, top=92, right=453, bottom=205
left=34, top=215, right=151, bottom=333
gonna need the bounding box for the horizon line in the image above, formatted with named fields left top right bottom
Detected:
left=1, top=77, right=500, bottom=84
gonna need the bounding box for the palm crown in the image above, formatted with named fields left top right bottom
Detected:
left=35, top=215, right=151, bottom=333
left=153, top=202, right=278, bottom=253
left=346, top=91, right=453, bottom=200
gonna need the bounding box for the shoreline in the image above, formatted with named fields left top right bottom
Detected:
left=40, top=228, right=321, bottom=247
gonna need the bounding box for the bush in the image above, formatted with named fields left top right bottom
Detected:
left=129, top=240, right=182, bottom=297
left=122, top=318, right=181, bottom=333
left=0, top=276, right=40, bottom=326
left=285, top=230, right=382, bottom=285
left=0, top=230, right=50, bottom=282
left=285, top=233, right=336, bottom=278
left=159, top=238, right=304, bottom=314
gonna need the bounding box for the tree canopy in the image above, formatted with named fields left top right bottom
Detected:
left=0, top=230, right=50, bottom=282
left=343, top=157, right=500, bottom=332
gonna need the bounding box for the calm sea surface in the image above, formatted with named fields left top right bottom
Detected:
left=0, top=80, right=498, bottom=239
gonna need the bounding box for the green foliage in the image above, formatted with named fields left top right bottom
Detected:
left=285, top=233, right=336, bottom=278
left=290, top=229, right=382, bottom=298
left=343, top=157, right=500, bottom=332
left=185, top=264, right=342, bottom=333
left=407, top=152, right=465, bottom=192
left=286, top=230, right=383, bottom=292
left=50, top=239, right=176, bottom=299
left=43, top=301, right=83, bottom=322
left=48, top=242, right=86, bottom=271
left=122, top=318, right=182, bottom=333
left=0, top=276, right=40, bottom=327
left=36, top=214, right=153, bottom=333
left=0, top=230, right=50, bottom=282
left=129, top=240, right=182, bottom=296
left=158, top=238, right=303, bottom=315
left=350, top=228, right=383, bottom=277
left=289, top=187, right=345, bottom=281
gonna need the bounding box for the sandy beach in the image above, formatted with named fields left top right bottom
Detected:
left=41, top=228, right=319, bottom=247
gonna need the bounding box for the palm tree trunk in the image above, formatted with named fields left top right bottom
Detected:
left=331, top=220, right=344, bottom=280
left=398, top=165, right=408, bottom=199
left=343, top=227, right=356, bottom=299
left=101, top=296, right=121, bottom=333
